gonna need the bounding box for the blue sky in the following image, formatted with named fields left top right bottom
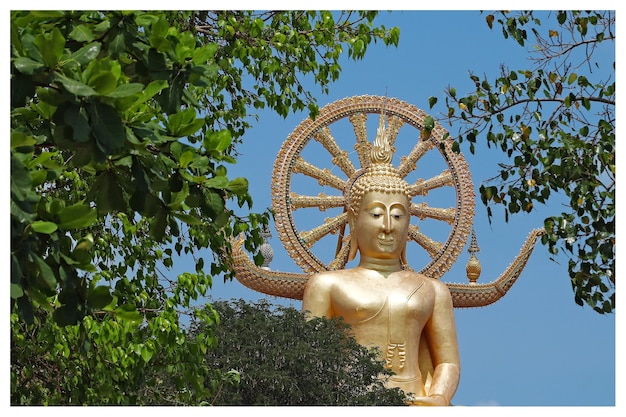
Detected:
left=199, top=9, right=617, bottom=408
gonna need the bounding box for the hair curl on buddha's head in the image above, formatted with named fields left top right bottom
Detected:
left=344, top=114, right=410, bottom=216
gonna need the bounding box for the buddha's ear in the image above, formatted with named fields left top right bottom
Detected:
left=400, top=244, right=408, bottom=266
left=347, top=208, right=355, bottom=228
left=348, top=209, right=358, bottom=261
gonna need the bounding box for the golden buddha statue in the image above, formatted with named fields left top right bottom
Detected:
left=231, top=95, right=545, bottom=406
left=302, top=116, right=460, bottom=406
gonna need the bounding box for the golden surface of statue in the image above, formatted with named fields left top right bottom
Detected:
left=302, top=115, right=460, bottom=406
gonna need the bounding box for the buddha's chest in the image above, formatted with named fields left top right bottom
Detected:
left=331, top=274, right=434, bottom=326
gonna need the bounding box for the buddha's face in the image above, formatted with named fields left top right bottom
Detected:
left=353, top=191, right=410, bottom=260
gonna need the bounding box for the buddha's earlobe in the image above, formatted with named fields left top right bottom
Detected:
left=348, top=210, right=358, bottom=261
left=400, top=245, right=407, bottom=266
left=348, top=236, right=358, bottom=261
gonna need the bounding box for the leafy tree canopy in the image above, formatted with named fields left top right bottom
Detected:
left=191, top=299, right=409, bottom=406
left=431, top=10, right=614, bottom=313
left=10, top=10, right=399, bottom=405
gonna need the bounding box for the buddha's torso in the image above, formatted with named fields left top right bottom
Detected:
left=328, top=268, right=435, bottom=396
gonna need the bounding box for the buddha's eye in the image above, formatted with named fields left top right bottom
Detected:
left=390, top=209, right=405, bottom=220
left=368, top=208, right=384, bottom=219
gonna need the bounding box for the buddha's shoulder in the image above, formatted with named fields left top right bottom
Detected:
left=402, top=272, right=451, bottom=291
left=421, top=275, right=453, bottom=298
left=306, top=269, right=353, bottom=288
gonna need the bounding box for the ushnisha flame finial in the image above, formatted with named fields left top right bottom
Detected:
left=371, top=111, right=393, bottom=164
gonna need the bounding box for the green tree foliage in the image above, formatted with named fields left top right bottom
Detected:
left=191, top=299, right=408, bottom=406
left=432, top=11, right=614, bottom=313
left=10, top=10, right=399, bottom=404
left=11, top=305, right=225, bottom=405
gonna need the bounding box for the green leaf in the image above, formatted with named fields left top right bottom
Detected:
left=179, top=150, right=194, bottom=168
left=226, top=177, right=249, bottom=195
left=127, top=80, right=168, bottom=111
left=167, top=183, right=189, bottom=208
left=69, top=24, right=96, bottom=42
left=13, top=57, right=44, bottom=75
left=88, top=286, right=114, bottom=309
left=422, top=115, right=435, bottom=131
left=205, top=176, right=229, bottom=189
left=89, top=101, right=125, bottom=155
left=36, top=86, right=65, bottom=106
left=57, top=204, right=97, bottom=229
left=10, top=154, right=32, bottom=200
left=171, top=211, right=203, bottom=225
left=203, top=189, right=225, bottom=218
left=64, top=104, right=91, bottom=142
left=34, top=100, right=56, bottom=119
left=26, top=285, right=55, bottom=311
left=53, top=303, right=80, bottom=327
left=567, top=73, right=577, bottom=84
left=72, top=234, right=94, bottom=264
left=70, top=41, right=101, bottom=65
left=114, top=304, right=143, bottom=324
left=88, top=72, right=118, bottom=95
left=582, top=97, right=591, bottom=110
left=31, top=221, right=58, bottom=234
left=33, top=254, right=57, bottom=290
left=33, top=27, right=65, bottom=68
left=214, top=210, right=229, bottom=228
left=166, top=107, right=204, bottom=137
left=190, top=64, right=220, bottom=80
left=53, top=73, right=98, bottom=97
left=192, top=43, right=218, bottom=64
left=108, top=28, right=126, bottom=56
left=90, top=171, right=126, bottom=213
left=204, top=129, right=232, bottom=152
left=11, top=131, right=36, bottom=149
left=149, top=207, right=168, bottom=241
left=141, top=344, right=154, bottom=362
left=106, top=83, right=145, bottom=98
left=160, top=72, right=187, bottom=114
left=11, top=283, right=24, bottom=299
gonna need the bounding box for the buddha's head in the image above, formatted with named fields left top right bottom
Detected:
left=344, top=114, right=412, bottom=263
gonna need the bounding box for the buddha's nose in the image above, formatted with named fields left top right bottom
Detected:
left=383, top=213, right=392, bottom=232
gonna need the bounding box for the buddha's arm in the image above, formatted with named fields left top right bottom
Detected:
left=422, top=280, right=461, bottom=405
left=301, top=273, right=334, bottom=319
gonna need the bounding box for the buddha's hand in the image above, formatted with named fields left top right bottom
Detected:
left=407, top=394, right=448, bottom=406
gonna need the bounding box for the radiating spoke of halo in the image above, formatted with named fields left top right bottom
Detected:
left=292, top=156, right=347, bottom=191
left=410, top=203, right=456, bottom=224
left=329, top=236, right=352, bottom=270
left=299, top=212, right=348, bottom=248
left=397, top=139, right=436, bottom=178
left=289, top=192, right=345, bottom=211
left=408, top=224, right=444, bottom=259
left=349, top=113, right=372, bottom=168
left=313, top=127, right=357, bottom=178
left=408, top=170, right=454, bottom=197
left=385, top=114, right=404, bottom=151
